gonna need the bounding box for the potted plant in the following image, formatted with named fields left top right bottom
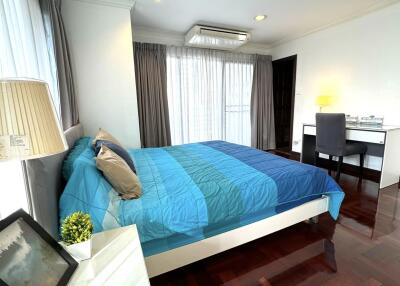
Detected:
left=60, top=211, right=94, bottom=261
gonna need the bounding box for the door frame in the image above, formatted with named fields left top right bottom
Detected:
left=272, top=54, right=297, bottom=151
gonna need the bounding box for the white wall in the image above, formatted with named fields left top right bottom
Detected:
left=271, top=2, right=400, bottom=160
left=62, top=0, right=141, bottom=148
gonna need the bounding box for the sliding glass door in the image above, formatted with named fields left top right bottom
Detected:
left=224, top=60, right=253, bottom=146
left=167, top=47, right=254, bottom=146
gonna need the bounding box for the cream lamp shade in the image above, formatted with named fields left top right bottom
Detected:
left=0, top=79, right=68, bottom=161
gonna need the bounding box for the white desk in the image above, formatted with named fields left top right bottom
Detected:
left=67, top=225, right=150, bottom=286
left=301, top=124, right=400, bottom=189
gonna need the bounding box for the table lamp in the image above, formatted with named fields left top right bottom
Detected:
left=316, top=95, right=333, bottom=112
left=0, top=79, right=67, bottom=161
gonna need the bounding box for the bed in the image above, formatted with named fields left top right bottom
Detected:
left=57, top=127, right=344, bottom=277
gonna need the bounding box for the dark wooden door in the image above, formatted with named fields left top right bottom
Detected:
left=272, top=55, right=297, bottom=150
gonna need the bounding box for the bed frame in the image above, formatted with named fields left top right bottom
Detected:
left=27, top=124, right=330, bottom=278
left=145, top=196, right=328, bottom=277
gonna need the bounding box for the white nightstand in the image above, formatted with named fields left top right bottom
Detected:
left=67, top=225, right=150, bottom=286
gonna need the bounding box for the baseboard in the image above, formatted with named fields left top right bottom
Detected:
left=268, top=149, right=381, bottom=183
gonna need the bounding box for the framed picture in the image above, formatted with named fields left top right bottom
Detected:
left=0, top=209, right=78, bottom=286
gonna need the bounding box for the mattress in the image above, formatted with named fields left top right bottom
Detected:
left=59, top=140, right=344, bottom=256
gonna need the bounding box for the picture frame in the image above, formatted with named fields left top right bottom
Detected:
left=0, top=209, right=78, bottom=286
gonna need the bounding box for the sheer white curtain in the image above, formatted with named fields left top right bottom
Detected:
left=167, top=47, right=254, bottom=146
left=0, top=0, right=60, bottom=218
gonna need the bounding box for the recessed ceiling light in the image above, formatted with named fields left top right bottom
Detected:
left=254, top=15, right=267, bottom=21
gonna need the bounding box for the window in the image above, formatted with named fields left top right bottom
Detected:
left=167, top=47, right=254, bottom=146
left=0, top=0, right=59, bottom=218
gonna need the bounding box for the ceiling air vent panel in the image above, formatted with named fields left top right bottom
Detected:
left=185, top=25, right=250, bottom=50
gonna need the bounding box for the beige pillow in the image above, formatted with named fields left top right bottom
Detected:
left=96, top=145, right=141, bottom=199
left=92, top=128, right=122, bottom=147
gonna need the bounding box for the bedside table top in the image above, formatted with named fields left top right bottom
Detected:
left=67, top=225, right=150, bottom=286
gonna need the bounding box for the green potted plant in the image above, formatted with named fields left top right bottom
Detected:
left=61, top=211, right=94, bottom=261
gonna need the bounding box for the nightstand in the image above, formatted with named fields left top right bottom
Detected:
left=67, top=225, right=150, bottom=286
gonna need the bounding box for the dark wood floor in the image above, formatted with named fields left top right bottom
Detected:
left=150, top=169, right=400, bottom=285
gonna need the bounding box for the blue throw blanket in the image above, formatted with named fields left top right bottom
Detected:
left=60, top=140, right=344, bottom=256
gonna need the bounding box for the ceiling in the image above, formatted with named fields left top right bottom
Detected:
left=132, top=0, right=398, bottom=46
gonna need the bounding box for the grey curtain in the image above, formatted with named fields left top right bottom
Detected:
left=250, top=55, right=276, bottom=150
left=134, top=42, right=171, bottom=147
left=40, top=0, right=79, bottom=130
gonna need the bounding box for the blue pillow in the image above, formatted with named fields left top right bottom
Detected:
left=94, top=140, right=136, bottom=173
left=62, top=137, right=95, bottom=180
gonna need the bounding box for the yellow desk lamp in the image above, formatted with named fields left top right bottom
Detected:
left=316, top=95, right=333, bottom=112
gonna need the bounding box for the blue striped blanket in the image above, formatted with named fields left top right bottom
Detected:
left=59, top=140, right=344, bottom=256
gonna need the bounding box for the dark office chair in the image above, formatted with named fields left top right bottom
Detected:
left=315, top=113, right=367, bottom=181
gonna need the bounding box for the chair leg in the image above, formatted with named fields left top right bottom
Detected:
left=315, top=151, right=319, bottom=166
left=336, top=156, right=343, bottom=182
left=359, top=152, right=365, bottom=179
left=328, top=155, right=333, bottom=176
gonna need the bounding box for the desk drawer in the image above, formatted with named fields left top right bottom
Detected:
left=346, top=129, right=385, bottom=144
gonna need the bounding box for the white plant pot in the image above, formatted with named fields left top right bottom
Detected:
left=61, top=238, right=92, bottom=261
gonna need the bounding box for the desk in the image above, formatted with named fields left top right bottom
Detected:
left=301, top=124, right=400, bottom=189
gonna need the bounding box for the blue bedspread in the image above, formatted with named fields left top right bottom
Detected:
left=60, top=141, right=344, bottom=256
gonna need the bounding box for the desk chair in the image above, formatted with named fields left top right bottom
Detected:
left=315, top=113, right=367, bottom=181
